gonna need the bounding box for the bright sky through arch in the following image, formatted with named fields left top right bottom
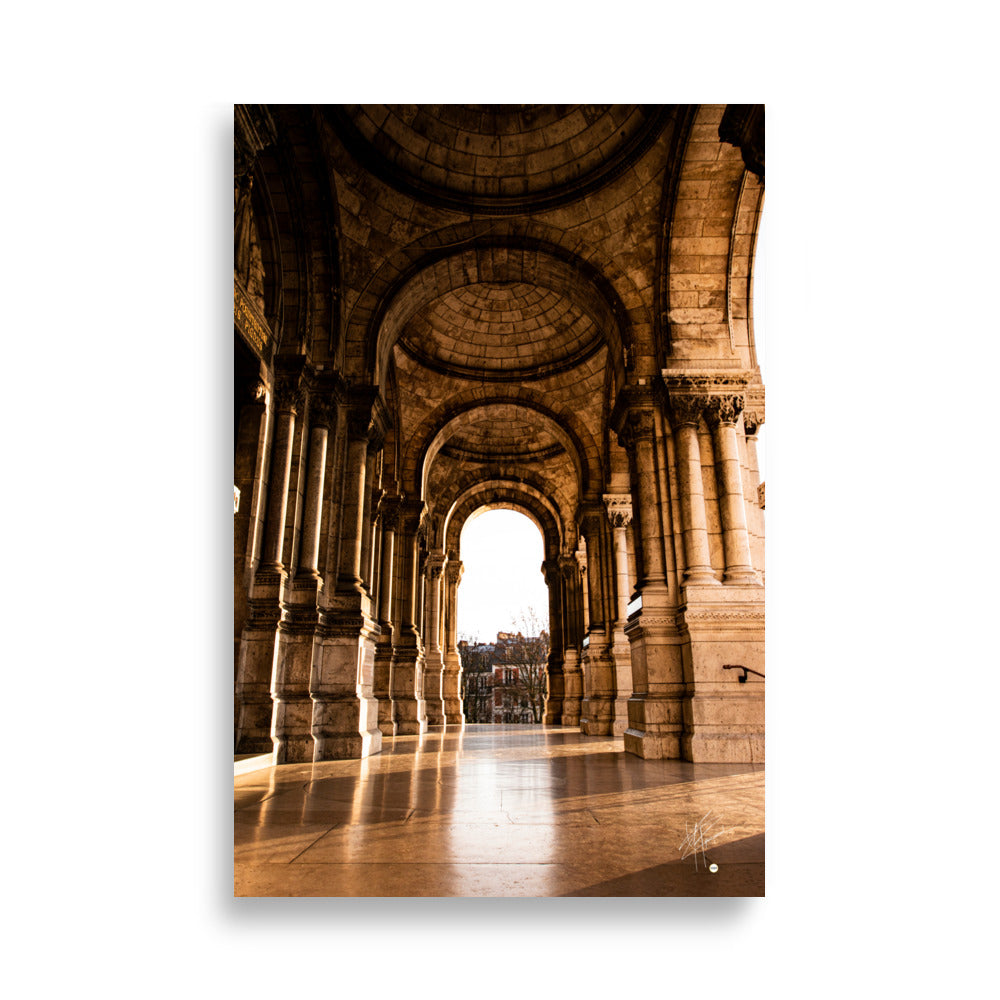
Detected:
left=457, top=508, right=549, bottom=642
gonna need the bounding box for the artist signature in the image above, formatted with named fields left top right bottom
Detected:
left=678, top=810, right=728, bottom=872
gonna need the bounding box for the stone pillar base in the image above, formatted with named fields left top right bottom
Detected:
left=314, top=728, right=382, bottom=760
left=624, top=729, right=681, bottom=759
left=311, top=696, right=382, bottom=760
left=373, top=640, right=397, bottom=736
left=682, top=732, right=764, bottom=763
left=272, top=696, right=315, bottom=763
left=442, top=650, right=463, bottom=725
left=580, top=637, right=616, bottom=736
left=611, top=632, right=633, bottom=737
left=622, top=693, right=684, bottom=758
left=310, top=610, right=383, bottom=761
left=543, top=668, right=564, bottom=725
left=235, top=609, right=280, bottom=753
left=235, top=697, right=275, bottom=756
left=681, top=582, right=764, bottom=763
left=391, top=643, right=427, bottom=735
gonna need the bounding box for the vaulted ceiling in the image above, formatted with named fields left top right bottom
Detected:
left=258, top=104, right=756, bottom=559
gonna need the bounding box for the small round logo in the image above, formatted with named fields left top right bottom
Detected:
left=709, top=863, right=719, bottom=873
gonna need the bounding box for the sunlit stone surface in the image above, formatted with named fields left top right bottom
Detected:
left=235, top=725, right=763, bottom=897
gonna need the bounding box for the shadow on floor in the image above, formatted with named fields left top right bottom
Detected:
left=561, top=834, right=765, bottom=897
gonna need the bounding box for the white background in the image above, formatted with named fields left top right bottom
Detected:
left=3, top=4, right=996, bottom=996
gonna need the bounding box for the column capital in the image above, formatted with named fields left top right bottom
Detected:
left=424, top=551, right=447, bottom=580
left=602, top=494, right=633, bottom=529
left=397, top=499, right=425, bottom=534
left=576, top=501, right=606, bottom=536
left=666, top=393, right=708, bottom=427
left=617, top=409, right=656, bottom=450
left=309, top=396, right=335, bottom=429
left=704, top=394, right=745, bottom=428
left=346, top=385, right=391, bottom=447
left=558, top=554, right=578, bottom=581
left=743, top=384, right=765, bottom=436
left=445, top=557, right=464, bottom=586
left=274, top=357, right=307, bottom=413
left=664, top=372, right=750, bottom=428
left=377, top=495, right=402, bottom=532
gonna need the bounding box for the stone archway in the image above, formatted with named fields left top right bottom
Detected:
left=234, top=104, right=765, bottom=765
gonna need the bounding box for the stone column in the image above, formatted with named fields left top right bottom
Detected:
left=705, top=395, right=757, bottom=584
left=742, top=398, right=765, bottom=578
left=297, top=400, right=331, bottom=580
left=337, top=419, right=370, bottom=593
left=441, top=555, right=465, bottom=724
left=613, top=402, right=686, bottom=760
left=373, top=496, right=399, bottom=736
left=390, top=501, right=427, bottom=735
left=578, top=504, right=615, bottom=736
left=234, top=376, right=269, bottom=740
left=259, top=380, right=299, bottom=573
left=309, top=389, right=387, bottom=760
left=603, top=495, right=634, bottom=620
left=272, top=395, right=333, bottom=763
left=422, top=552, right=447, bottom=725
left=235, top=368, right=302, bottom=754
left=541, top=558, right=565, bottom=724
left=668, top=395, right=719, bottom=586
left=603, top=494, right=635, bottom=736
left=559, top=554, right=584, bottom=726
left=663, top=376, right=764, bottom=763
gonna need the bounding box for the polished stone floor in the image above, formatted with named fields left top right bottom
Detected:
left=235, top=725, right=764, bottom=897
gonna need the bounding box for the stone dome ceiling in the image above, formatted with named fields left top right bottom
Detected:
left=327, top=104, right=671, bottom=213
left=397, top=280, right=602, bottom=381
left=439, top=408, right=565, bottom=464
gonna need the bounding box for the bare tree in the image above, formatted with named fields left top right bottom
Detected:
left=459, top=636, right=495, bottom=723
left=497, top=608, right=550, bottom=724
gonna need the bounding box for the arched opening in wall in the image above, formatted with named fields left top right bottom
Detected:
left=457, top=508, right=550, bottom=724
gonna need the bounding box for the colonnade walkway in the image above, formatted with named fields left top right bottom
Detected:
left=235, top=725, right=764, bottom=897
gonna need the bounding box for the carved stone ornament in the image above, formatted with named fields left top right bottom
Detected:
left=310, top=396, right=334, bottom=429
left=704, top=394, right=745, bottom=427
left=758, top=482, right=765, bottom=510
left=602, top=494, right=633, bottom=529
left=668, top=394, right=708, bottom=426
left=743, top=385, right=764, bottom=435
left=377, top=497, right=401, bottom=533
left=274, top=375, right=305, bottom=413
left=235, top=105, right=277, bottom=177
left=617, top=409, right=655, bottom=450
left=425, top=553, right=446, bottom=580
left=445, top=558, right=464, bottom=585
